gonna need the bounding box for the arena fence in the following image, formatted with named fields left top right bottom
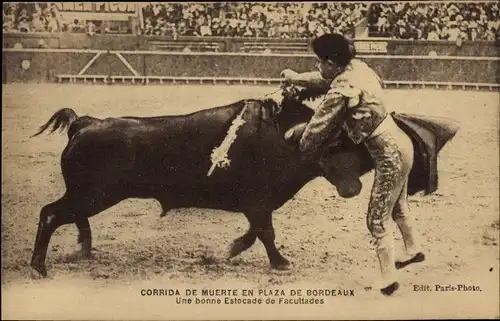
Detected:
left=3, top=49, right=499, bottom=91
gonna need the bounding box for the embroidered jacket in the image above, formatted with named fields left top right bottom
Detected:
left=299, top=59, right=388, bottom=157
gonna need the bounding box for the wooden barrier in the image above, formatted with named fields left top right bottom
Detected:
left=3, top=49, right=499, bottom=90
left=53, top=75, right=499, bottom=91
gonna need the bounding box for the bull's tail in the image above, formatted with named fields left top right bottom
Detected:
left=31, top=108, right=79, bottom=138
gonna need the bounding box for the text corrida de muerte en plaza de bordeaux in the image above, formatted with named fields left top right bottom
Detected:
left=140, top=288, right=356, bottom=305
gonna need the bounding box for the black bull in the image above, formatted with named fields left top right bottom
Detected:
left=30, top=96, right=459, bottom=277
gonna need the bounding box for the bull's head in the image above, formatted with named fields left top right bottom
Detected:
left=260, top=84, right=367, bottom=199
left=258, top=85, right=316, bottom=136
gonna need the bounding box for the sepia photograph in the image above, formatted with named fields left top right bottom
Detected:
left=1, top=1, right=499, bottom=319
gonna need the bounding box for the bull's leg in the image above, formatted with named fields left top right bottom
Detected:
left=31, top=191, right=121, bottom=278
left=65, top=192, right=122, bottom=261
left=30, top=195, right=75, bottom=278
left=229, top=212, right=258, bottom=258
left=76, top=217, right=92, bottom=256
left=254, top=211, right=290, bottom=270
left=229, top=229, right=257, bottom=258
left=68, top=217, right=92, bottom=259
left=63, top=217, right=93, bottom=262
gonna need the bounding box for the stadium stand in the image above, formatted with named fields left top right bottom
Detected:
left=3, top=1, right=499, bottom=51
left=367, top=2, right=499, bottom=40
left=4, top=2, right=498, bottom=42
left=3, top=2, right=363, bottom=38
left=139, top=3, right=365, bottom=39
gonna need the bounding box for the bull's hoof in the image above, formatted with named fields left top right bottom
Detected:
left=395, top=252, right=425, bottom=270
left=63, top=250, right=92, bottom=263
left=271, top=258, right=291, bottom=270
left=30, top=268, right=46, bottom=279
left=228, top=240, right=245, bottom=258
left=380, top=282, right=399, bottom=296
left=228, top=235, right=255, bottom=258
left=30, top=256, right=48, bottom=279
left=30, top=263, right=47, bottom=279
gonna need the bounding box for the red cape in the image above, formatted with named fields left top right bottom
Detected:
left=391, top=112, right=460, bottom=195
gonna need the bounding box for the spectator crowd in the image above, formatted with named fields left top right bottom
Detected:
left=367, top=2, right=499, bottom=41
left=3, top=2, right=499, bottom=41
left=3, top=2, right=63, bottom=33
left=140, top=3, right=366, bottom=38
left=3, top=2, right=101, bottom=34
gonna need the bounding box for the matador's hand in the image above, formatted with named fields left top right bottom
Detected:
left=280, top=69, right=298, bottom=83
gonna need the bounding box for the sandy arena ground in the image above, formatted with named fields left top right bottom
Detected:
left=2, top=84, right=499, bottom=320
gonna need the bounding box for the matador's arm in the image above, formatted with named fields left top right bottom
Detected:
left=292, top=71, right=332, bottom=89
left=281, top=69, right=332, bottom=90
left=299, top=90, right=346, bottom=159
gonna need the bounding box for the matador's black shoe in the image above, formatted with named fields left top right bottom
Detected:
left=395, top=252, right=426, bottom=270
left=380, top=281, right=400, bottom=296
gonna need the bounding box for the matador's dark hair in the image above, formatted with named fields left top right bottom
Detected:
left=311, top=33, right=356, bottom=67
